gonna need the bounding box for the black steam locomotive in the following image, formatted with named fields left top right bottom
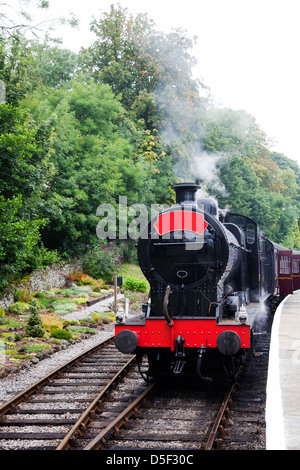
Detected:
left=115, top=183, right=300, bottom=382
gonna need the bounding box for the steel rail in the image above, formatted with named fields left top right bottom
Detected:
left=205, top=363, right=245, bottom=450
left=56, top=355, right=137, bottom=450
left=0, top=336, right=114, bottom=417
left=82, top=383, right=156, bottom=450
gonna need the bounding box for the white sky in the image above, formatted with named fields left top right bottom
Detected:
left=16, top=0, right=300, bottom=166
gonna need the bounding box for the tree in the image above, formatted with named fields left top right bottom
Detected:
left=84, top=4, right=160, bottom=110
left=0, top=103, right=59, bottom=286
left=25, top=76, right=173, bottom=251
left=0, top=194, right=42, bottom=288
left=281, top=219, right=300, bottom=250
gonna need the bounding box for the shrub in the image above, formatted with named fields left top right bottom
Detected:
left=0, top=308, right=5, bottom=318
left=123, top=276, right=148, bottom=292
left=71, top=271, right=99, bottom=286
left=50, top=329, right=72, bottom=340
left=34, top=291, right=57, bottom=301
left=67, top=326, right=97, bottom=335
left=82, top=243, right=122, bottom=281
left=14, top=289, right=34, bottom=303
left=8, top=302, right=31, bottom=314
left=25, top=300, right=45, bottom=338
left=38, top=298, right=52, bottom=309
left=24, top=344, right=51, bottom=353
left=73, top=297, right=88, bottom=305
left=92, top=312, right=116, bottom=322
left=34, top=292, right=44, bottom=298
left=51, top=299, right=77, bottom=314
left=41, top=314, right=64, bottom=333
left=92, top=286, right=102, bottom=292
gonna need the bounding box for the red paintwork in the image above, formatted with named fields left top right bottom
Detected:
left=154, top=210, right=208, bottom=236
left=115, top=318, right=251, bottom=351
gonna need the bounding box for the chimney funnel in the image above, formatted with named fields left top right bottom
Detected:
left=173, top=182, right=200, bottom=205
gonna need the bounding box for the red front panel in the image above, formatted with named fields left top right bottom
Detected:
left=115, top=318, right=251, bottom=350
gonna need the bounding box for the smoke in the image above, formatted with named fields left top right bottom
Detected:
left=156, top=86, right=227, bottom=195
left=191, top=148, right=228, bottom=195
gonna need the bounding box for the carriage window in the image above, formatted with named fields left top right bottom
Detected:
left=246, top=224, right=255, bottom=244
left=293, top=258, right=299, bottom=274
left=280, top=256, right=291, bottom=274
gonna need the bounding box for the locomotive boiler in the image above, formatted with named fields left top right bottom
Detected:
left=114, top=182, right=293, bottom=382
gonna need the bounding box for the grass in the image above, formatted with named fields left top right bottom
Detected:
left=118, top=263, right=147, bottom=281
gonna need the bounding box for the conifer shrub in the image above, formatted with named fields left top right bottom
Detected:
left=25, top=300, right=45, bottom=338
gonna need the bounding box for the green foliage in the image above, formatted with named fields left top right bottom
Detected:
left=91, top=311, right=116, bottom=322
left=8, top=301, right=31, bottom=314
left=0, top=103, right=57, bottom=287
left=51, top=299, right=77, bottom=314
left=123, top=276, right=148, bottom=292
left=0, top=194, right=43, bottom=288
left=50, top=328, right=72, bottom=340
left=0, top=308, right=5, bottom=318
left=82, top=243, right=122, bottom=281
left=0, top=1, right=299, bottom=285
left=24, top=300, right=45, bottom=338
left=23, top=343, right=51, bottom=353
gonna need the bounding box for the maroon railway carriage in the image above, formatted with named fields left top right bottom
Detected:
left=115, top=183, right=299, bottom=382
left=267, top=242, right=300, bottom=295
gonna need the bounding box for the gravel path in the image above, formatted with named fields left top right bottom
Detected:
left=63, top=293, right=124, bottom=321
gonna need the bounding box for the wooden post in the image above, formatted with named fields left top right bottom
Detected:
left=114, top=275, right=117, bottom=314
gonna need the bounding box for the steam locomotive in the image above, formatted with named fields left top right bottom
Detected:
left=115, top=183, right=300, bottom=382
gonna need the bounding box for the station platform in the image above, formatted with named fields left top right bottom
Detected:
left=266, top=290, right=300, bottom=450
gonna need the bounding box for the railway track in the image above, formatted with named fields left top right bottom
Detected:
left=0, top=337, right=137, bottom=450
left=0, top=326, right=271, bottom=451
left=69, top=330, right=270, bottom=451
left=56, top=336, right=270, bottom=451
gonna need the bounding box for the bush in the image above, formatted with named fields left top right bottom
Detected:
left=51, top=299, right=77, bottom=314
left=41, top=313, right=64, bottom=332
left=0, top=307, right=5, bottom=318
left=14, top=289, right=34, bottom=303
left=92, top=312, right=116, bottom=323
left=8, top=302, right=31, bottom=314
left=25, top=300, right=45, bottom=338
left=70, top=270, right=100, bottom=286
left=123, top=276, right=148, bottom=292
left=50, top=329, right=72, bottom=340
left=82, top=243, right=122, bottom=281
left=34, top=291, right=57, bottom=301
